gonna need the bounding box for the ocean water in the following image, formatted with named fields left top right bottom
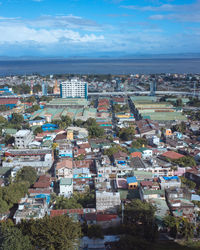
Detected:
left=0, top=58, right=199, bottom=76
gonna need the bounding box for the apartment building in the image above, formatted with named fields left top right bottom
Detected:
left=60, top=78, right=88, bottom=99
left=14, top=130, right=33, bottom=148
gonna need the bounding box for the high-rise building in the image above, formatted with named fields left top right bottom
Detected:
left=60, top=78, right=88, bottom=99
left=53, top=80, right=60, bottom=95
left=42, top=81, right=48, bottom=96
left=150, top=82, right=156, bottom=96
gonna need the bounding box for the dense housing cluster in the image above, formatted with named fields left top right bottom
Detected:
left=0, top=74, right=200, bottom=249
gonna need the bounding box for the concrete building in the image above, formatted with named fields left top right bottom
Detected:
left=14, top=130, right=33, bottom=148
left=158, top=176, right=181, bottom=190
left=96, top=191, right=121, bottom=212
left=3, top=149, right=53, bottom=173
left=59, top=178, right=73, bottom=198
left=60, top=78, right=88, bottom=99
left=14, top=197, right=48, bottom=224
left=42, top=81, right=48, bottom=96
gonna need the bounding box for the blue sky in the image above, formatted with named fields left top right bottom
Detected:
left=0, top=0, right=200, bottom=57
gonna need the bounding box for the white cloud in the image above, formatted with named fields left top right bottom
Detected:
left=0, top=23, right=104, bottom=44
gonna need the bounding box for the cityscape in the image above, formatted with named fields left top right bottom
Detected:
left=0, top=73, right=199, bottom=249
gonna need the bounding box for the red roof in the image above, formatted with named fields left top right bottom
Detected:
left=33, top=182, right=50, bottom=189
left=50, top=209, right=84, bottom=217
left=96, top=214, right=117, bottom=222
left=28, top=188, right=51, bottom=194
left=161, top=151, right=184, bottom=160
left=140, top=181, right=153, bottom=187
left=0, top=98, right=19, bottom=105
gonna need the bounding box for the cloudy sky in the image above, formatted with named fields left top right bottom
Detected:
left=0, top=0, right=200, bottom=57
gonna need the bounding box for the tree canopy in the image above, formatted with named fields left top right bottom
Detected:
left=164, top=215, right=194, bottom=240
left=18, top=215, right=81, bottom=250
left=15, top=166, right=37, bottom=186
left=118, top=127, right=135, bottom=141
left=10, top=113, right=24, bottom=125
left=0, top=182, right=29, bottom=213
left=131, top=137, right=147, bottom=148
left=0, top=225, right=32, bottom=250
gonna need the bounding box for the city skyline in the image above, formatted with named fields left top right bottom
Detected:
left=0, top=0, right=200, bottom=57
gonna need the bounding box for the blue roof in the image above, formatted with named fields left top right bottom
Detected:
left=127, top=176, right=137, bottom=184
left=42, top=123, right=58, bottom=128
left=163, top=176, right=179, bottom=181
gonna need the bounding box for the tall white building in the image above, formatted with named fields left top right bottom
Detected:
left=60, top=78, right=88, bottom=99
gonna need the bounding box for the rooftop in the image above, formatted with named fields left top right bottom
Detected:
left=60, top=178, right=72, bottom=185
left=15, top=130, right=31, bottom=137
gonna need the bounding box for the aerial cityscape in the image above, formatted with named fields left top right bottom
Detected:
left=0, top=0, right=200, bottom=250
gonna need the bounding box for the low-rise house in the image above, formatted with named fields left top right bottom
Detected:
left=158, top=176, right=181, bottom=190
left=73, top=160, right=93, bottom=179
left=73, top=178, right=92, bottom=192
left=127, top=176, right=138, bottom=189
left=67, top=126, right=88, bottom=139
left=165, top=188, right=195, bottom=222
left=55, top=158, right=73, bottom=179
left=59, top=177, right=73, bottom=197
left=160, top=151, right=184, bottom=161
left=33, top=175, right=52, bottom=190
left=136, top=119, right=159, bottom=137
left=58, top=143, right=73, bottom=158
left=113, top=151, right=128, bottom=166
left=185, top=167, right=200, bottom=187
left=3, top=149, right=54, bottom=174
left=139, top=181, right=165, bottom=201
left=79, top=143, right=91, bottom=153
left=148, top=136, right=160, bottom=147
left=96, top=214, right=121, bottom=229
left=13, top=197, right=48, bottom=224
left=140, top=147, right=153, bottom=159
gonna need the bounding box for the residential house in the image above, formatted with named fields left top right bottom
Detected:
left=158, top=176, right=181, bottom=190
left=165, top=188, right=195, bottom=222
left=55, top=158, right=73, bottom=179
left=13, top=197, right=48, bottom=224
left=59, top=178, right=73, bottom=198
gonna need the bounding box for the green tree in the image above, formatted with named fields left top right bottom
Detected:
left=0, top=226, right=32, bottom=250
left=122, top=199, right=157, bottom=241
left=33, top=84, right=42, bottom=94
left=15, top=166, right=37, bottom=186
left=33, top=126, right=43, bottom=135
left=175, top=98, right=183, bottom=107
left=19, top=215, right=81, bottom=250
left=180, top=176, right=196, bottom=190
left=84, top=118, right=104, bottom=138
left=73, top=119, right=84, bottom=127
left=26, top=104, right=40, bottom=113
left=131, top=138, right=147, bottom=148
left=54, top=195, right=82, bottom=209
left=61, top=115, right=72, bottom=127
left=26, top=96, right=36, bottom=103
left=118, top=127, right=135, bottom=141
left=4, top=134, right=15, bottom=146
left=10, top=113, right=24, bottom=124
left=164, top=215, right=194, bottom=240
left=173, top=156, right=196, bottom=168
left=87, top=225, right=104, bottom=239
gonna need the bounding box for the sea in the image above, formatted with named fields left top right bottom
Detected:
left=0, top=58, right=200, bottom=76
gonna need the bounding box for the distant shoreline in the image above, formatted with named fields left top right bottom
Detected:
left=0, top=58, right=199, bottom=76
